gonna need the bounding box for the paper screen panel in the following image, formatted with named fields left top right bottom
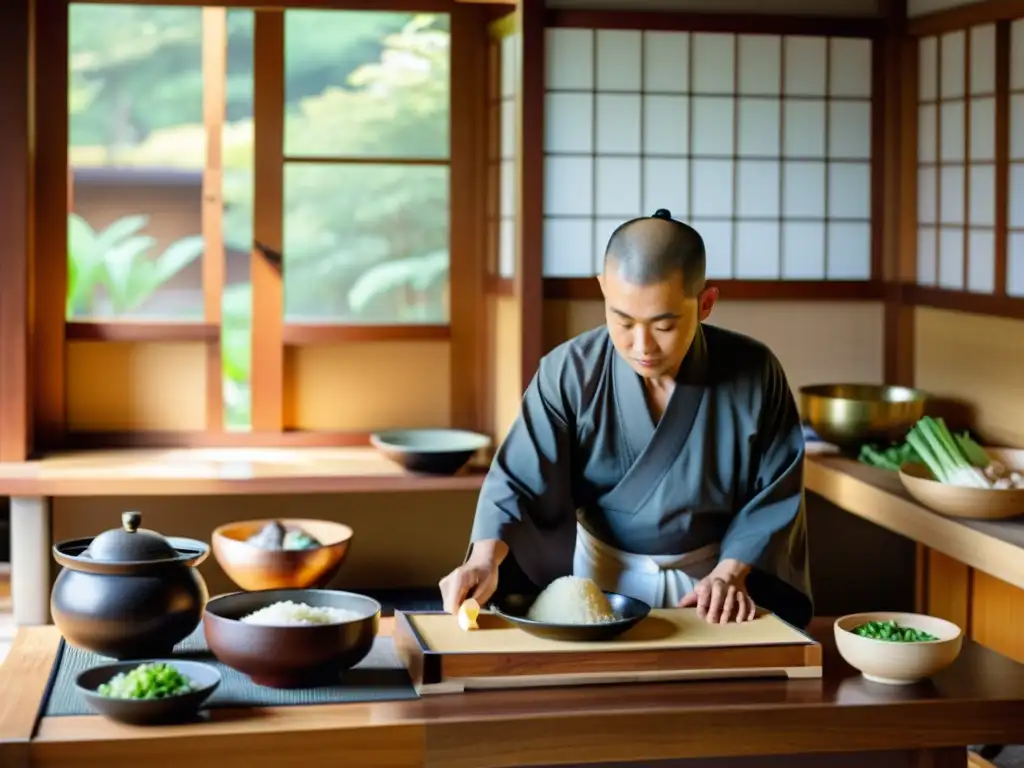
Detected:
left=919, top=24, right=1005, bottom=294
left=1010, top=21, right=1024, bottom=296
left=917, top=35, right=939, bottom=286
left=499, top=33, right=519, bottom=279
left=542, top=28, right=874, bottom=281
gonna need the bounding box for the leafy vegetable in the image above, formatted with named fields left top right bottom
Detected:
left=97, top=662, right=197, bottom=700
left=857, top=417, right=1024, bottom=489
left=858, top=442, right=919, bottom=472
left=852, top=620, right=937, bottom=643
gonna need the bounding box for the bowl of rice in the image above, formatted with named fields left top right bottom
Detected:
left=203, top=589, right=380, bottom=688
left=491, top=575, right=651, bottom=642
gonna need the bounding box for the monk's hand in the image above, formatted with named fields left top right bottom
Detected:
left=438, top=540, right=507, bottom=614
left=678, top=559, right=756, bottom=624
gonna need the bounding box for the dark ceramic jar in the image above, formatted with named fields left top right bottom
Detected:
left=51, top=511, right=209, bottom=659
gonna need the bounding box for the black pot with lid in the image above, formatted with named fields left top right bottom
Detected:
left=51, top=512, right=210, bottom=659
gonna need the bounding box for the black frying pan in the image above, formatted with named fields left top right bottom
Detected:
left=490, top=591, right=651, bottom=642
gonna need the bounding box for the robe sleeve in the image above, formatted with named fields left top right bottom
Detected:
left=468, top=354, right=579, bottom=586
left=719, top=351, right=813, bottom=626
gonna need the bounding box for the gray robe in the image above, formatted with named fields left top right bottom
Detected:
left=470, top=323, right=813, bottom=628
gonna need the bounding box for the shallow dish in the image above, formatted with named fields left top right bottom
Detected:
left=76, top=659, right=221, bottom=725
left=898, top=448, right=1024, bottom=520
left=370, top=428, right=491, bottom=475
left=834, top=611, right=962, bottom=685
left=212, top=519, right=354, bottom=591
left=204, top=588, right=380, bottom=688
left=491, top=591, right=651, bottom=642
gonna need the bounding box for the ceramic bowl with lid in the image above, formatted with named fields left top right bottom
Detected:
left=51, top=511, right=210, bottom=659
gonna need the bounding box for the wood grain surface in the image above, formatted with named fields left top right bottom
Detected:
left=0, top=618, right=1022, bottom=767
left=395, top=609, right=821, bottom=691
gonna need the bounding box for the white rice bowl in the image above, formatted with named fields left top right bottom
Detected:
left=525, top=576, right=617, bottom=625
left=239, top=600, right=363, bottom=627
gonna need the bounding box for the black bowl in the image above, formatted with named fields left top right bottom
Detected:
left=204, top=589, right=380, bottom=689
left=369, top=429, right=491, bottom=475
left=491, top=591, right=651, bottom=642
left=76, top=660, right=220, bottom=725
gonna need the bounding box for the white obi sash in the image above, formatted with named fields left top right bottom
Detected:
left=573, top=522, right=720, bottom=609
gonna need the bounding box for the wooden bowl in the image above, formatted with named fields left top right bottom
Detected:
left=800, top=384, right=927, bottom=448
left=76, top=660, right=221, bottom=725
left=370, top=428, right=491, bottom=475
left=834, top=612, right=962, bottom=685
left=211, top=519, right=353, bottom=592
left=204, top=589, right=380, bottom=689
left=898, top=448, right=1024, bottom=520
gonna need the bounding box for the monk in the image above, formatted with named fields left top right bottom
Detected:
left=439, top=209, right=812, bottom=627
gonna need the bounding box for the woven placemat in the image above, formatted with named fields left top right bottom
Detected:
left=43, top=623, right=418, bottom=717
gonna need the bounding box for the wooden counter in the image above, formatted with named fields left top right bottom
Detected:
left=804, top=455, right=1024, bottom=591
left=4, top=449, right=1023, bottom=643
left=0, top=447, right=486, bottom=627
left=805, top=455, right=1024, bottom=667
left=2, top=617, right=1022, bottom=768
left=0, top=447, right=486, bottom=497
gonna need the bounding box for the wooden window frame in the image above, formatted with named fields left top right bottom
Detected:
left=901, top=0, right=1024, bottom=321
left=28, top=0, right=487, bottom=452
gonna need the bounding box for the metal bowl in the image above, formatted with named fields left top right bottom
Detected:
left=490, top=591, right=651, bottom=642
left=800, top=384, right=928, bottom=447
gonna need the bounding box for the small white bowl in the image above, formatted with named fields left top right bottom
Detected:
left=834, top=611, right=963, bottom=685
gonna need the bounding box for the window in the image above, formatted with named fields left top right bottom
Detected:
left=64, top=3, right=453, bottom=437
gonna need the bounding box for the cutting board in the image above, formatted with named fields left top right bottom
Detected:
left=393, top=608, right=822, bottom=695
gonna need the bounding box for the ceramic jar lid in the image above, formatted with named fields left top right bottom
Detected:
left=84, top=512, right=179, bottom=563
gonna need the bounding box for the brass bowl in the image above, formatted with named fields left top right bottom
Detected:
left=212, top=519, right=354, bottom=592
left=800, top=384, right=927, bottom=447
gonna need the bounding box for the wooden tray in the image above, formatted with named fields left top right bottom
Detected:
left=393, top=608, right=822, bottom=694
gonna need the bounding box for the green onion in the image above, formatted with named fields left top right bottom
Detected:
left=906, top=416, right=991, bottom=489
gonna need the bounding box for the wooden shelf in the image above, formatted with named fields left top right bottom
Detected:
left=806, top=455, right=1024, bottom=592
left=0, top=447, right=486, bottom=497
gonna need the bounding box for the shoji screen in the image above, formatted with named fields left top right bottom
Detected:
left=1010, top=21, right=1024, bottom=296
left=917, top=26, right=998, bottom=292
left=488, top=29, right=519, bottom=280
left=542, top=29, right=874, bottom=281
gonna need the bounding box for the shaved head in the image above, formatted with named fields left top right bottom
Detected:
left=603, top=209, right=706, bottom=296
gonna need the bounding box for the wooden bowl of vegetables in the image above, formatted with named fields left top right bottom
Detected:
left=896, top=417, right=1024, bottom=520
left=212, top=519, right=354, bottom=592
left=834, top=612, right=962, bottom=685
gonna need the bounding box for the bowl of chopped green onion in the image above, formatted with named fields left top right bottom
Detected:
left=834, top=612, right=963, bottom=686
left=76, top=660, right=220, bottom=725
left=896, top=418, right=1024, bottom=520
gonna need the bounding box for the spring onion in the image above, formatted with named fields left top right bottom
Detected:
left=905, top=416, right=992, bottom=488
left=97, top=662, right=197, bottom=700
left=858, top=442, right=920, bottom=472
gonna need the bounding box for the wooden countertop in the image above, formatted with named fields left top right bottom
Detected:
left=0, top=447, right=1020, bottom=595
left=0, top=447, right=486, bottom=496
left=805, top=455, right=1024, bottom=591
left=3, top=617, right=1024, bottom=768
